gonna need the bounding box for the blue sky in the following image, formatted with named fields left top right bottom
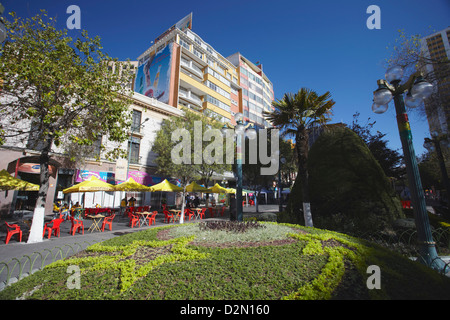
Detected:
left=4, top=0, right=450, bottom=156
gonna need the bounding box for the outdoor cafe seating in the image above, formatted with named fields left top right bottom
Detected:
left=184, top=208, right=196, bottom=221
left=69, top=216, right=84, bottom=236
left=43, top=218, right=64, bottom=239
left=146, top=211, right=158, bottom=226
left=163, top=209, right=176, bottom=223
left=101, top=214, right=115, bottom=232
left=129, top=213, right=140, bottom=228
left=5, top=222, right=22, bottom=244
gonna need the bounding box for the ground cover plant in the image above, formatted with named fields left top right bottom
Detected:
left=1, top=222, right=450, bottom=300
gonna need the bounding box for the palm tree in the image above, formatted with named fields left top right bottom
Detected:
left=264, top=88, right=335, bottom=227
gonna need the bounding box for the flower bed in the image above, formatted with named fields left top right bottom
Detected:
left=0, top=222, right=449, bottom=300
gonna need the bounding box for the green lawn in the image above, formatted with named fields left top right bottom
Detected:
left=1, top=222, right=449, bottom=300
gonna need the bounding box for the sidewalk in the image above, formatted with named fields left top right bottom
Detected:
left=0, top=205, right=278, bottom=259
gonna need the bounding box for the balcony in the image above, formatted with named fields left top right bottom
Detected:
left=180, top=56, right=203, bottom=78
left=179, top=86, right=203, bottom=108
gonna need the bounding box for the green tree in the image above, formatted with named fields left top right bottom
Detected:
left=350, top=112, right=404, bottom=180
left=0, top=11, right=133, bottom=238
left=152, top=108, right=231, bottom=186
left=151, top=108, right=231, bottom=221
left=306, top=126, right=404, bottom=235
left=264, top=88, right=335, bottom=227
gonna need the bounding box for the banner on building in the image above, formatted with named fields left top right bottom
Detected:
left=115, top=159, right=128, bottom=181
left=134, top=43, right=174, bottom=104
left=18, top=163, right=55, bottom=175
left=76, top=169, right=164, bottom=187
left=154, top=12, right=192, bottom=43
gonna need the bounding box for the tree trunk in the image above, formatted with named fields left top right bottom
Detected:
left=27, top=136, right=53, bottom=243
left=296, top=127, right=313, bottom=227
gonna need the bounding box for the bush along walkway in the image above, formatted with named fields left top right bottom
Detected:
left=1, top=222, right=450, bottom=300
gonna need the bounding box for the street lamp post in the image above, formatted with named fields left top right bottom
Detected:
left=372, top=66, right=446, bottom=272
left=222, top=113, right=256, bottom=221
left=278, top=157, right=285, bottom=213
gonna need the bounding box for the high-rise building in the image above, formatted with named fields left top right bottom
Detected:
left=227, top=53, right=275, bottom=128
left=134, top=13, right=274, bottom=127
left=420, top=27, right=450, bottom=136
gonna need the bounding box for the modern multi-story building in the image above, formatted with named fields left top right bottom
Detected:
left=420, top=27, right=450, bottom=136
left=134, top=13, right=240, bottom=124
left=134, top=13, right=274, bottom=128
left=227, top=53, right=275, bottom=129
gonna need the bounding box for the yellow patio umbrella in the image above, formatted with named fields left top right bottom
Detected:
left=63, top=175, right=115, bottom=193
left=206, top=183, right=232, bottom=194
left=148, top=179, right=183, bottom=192
left=185, top=181, right=209, bottom=193
left=226, top=187, right=237, bottom=194
left=0, top=169, right=40, bottom=191
left=114, top=177, right=151, bottom=192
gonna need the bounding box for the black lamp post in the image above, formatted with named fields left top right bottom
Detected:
left=372, top=66, right=446, bottom=272
left=278, top=157, right=285, bottom=213
left=222, top=113, right=256, bottom=221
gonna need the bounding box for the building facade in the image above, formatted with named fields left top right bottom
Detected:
left=0, top=93, right=183, bottom=215
left=0, top=13, right=275, bottom=215
left=134, top=13, right=274, bottom=128
left=227, top=53, right=275, bottom=129
left=420, top=27, right=450, bottom=136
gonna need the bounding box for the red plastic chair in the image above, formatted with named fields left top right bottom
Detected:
left=43, top=218, right=64, bottom=239
left=208, top=207, right=216, bottom=218
left=126, top=207, right=136, bottom=217
left=129, top=214, right=140, bottom=228
left=69, top=216, right=84, bottom=236
left=198, top=208, right=207, bottom=219
left=163, top=210, right=174, bottom=223
left=146, top=211, right=158, bottom=226
left=184, top=208, right=195, bottom=221
left=101, top=214, right=115, bottom=232
left=5, top=222, right=22, bottom=244
left=219, top=206, right=226, bottom=216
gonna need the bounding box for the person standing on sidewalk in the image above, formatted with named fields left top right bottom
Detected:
left=229, top=194, right=236, bottom=221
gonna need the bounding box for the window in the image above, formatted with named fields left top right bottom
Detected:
left=128, top=136, right=141, bottom=164
left=92, top=135, right=102, bottom=158
left=131, top=110, right=142, bottom=132
left=179, top=39, right=190, bottom=50
left=206, top=95, right=230, bottom=112
left=207, top=67, right=230, bottom=87
left=193, top=49, right=203, bottom=59
left=205, top=80, right=230, bottom=99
